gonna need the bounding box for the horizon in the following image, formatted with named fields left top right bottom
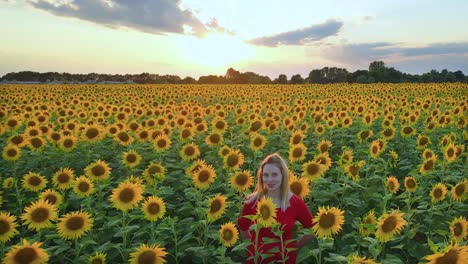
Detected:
left=1, top=0, right=468, bottom=79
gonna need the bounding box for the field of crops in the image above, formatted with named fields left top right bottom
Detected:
left=0, top=83, right=467, bottom=264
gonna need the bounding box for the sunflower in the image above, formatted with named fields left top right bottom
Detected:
left=39, top=189, right=63, bottom=207
left=73, top=176, right=95, bottom=197
left=421, top=148, right=435, bottom=160
left=416, top=134, right=431, bottom=149
left=386, top=176, right=400, bottom=194
left=223, top=149, right=244, bottom=170
left=3, top=177, right=14, bottom=189
left=219, top=222, right=239, bottom=247
left=153, top=134, right=171, bottom=152
left=369, top=140, right=382, bottom=159
left=179, top=143, right=200, bottom=161
left=212, top=118, right=228, bottom=132
left=314, top=123, right=325, bottom=135
left=22, top=171, right=48, bottom=192
left=7, top=134, right=27, bottom=147
left=451, top=180, right=467, bottom=202
left=312, top=206, right=345, bottom=238
left=84, top=160, right=112, bottom=181
left=289, top=143, right=307, bottom=163
left=52, top=167, right=75, bottom=190
left=59, top=135, right=78, bottom=152
left=2, top=144, right=21, bottom=161
left=344, top=161, right=366, bottom=181
left=0, top=212, right=19, bottom=243
left=302, top=161, right=326, bottom=180
left=443, top=143, right=458, bottom=163
left=404, top=176, right=418, bottom=192
left=348, top=255, right=377, bottom=264
left=57, top=210, right=93, bottom=240
left=250, top=133, right=267, bottom=151
left=359, top=211, right=376, bottom=237
left=179, top=127, right=194, bottom=141
left=21, top=199, right=58, bottom=231
left=114, top=131, right=134, bottom=146
left=185, top=159, right=208, bottom=177
left=129, top=244, right=168, bottom=264
left=317, top=139, right=333, bottom=153
left=375, top=210, right=407, bottom=242
left=143, top=162, right=166, bottom=184
left=339, top=149, right=354, bottom=166
left=122, top=150, right=142, bottom=169
left=400, top=125, right=416, bottom=137
left=289, top=130, right=305, bottom=145
left=357, top=130, right=374, bottom=143
left=192, top=164, right=216, bottom=190
left=229, top=170, right=254, bottom=192
left=109, top=181, right=145, bottom=212
left=27, top=136, right=46, bottom=152
left=89, top=252, right=107, bottom=264
left=2, top=239, right=49, bottom=264
left=420, top=155, right=438, bottom=176
left=449, top=216, right=468, bottom=243
left=314, top=152, right=333, bottom=170
left=205, top=132, right=224, bottom=146
left=207, top=194, right=227, bottom=222
left=425, top=243, right=468, bottom=264
left=256, top=196, right=277, bottom=227
left=381, top=126, right=396, bottom=141
left=430, top=183, right=447, bottom=203
left=141, top=196, right=166, bottom=222
left=289, top=175, right=310, bottom=199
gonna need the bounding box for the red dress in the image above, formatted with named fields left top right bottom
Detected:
left=238, top=194, right=314, bottom=264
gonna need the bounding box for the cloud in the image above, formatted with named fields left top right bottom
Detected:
left=321, top=42, right=468, bottom=73
left=247, top=19, right=343, bottom=47
left=26, top=0, right=230, bottom=37
left=205, top=18, right=235, bottom=36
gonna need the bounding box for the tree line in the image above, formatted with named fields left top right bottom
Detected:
left=1, top=61, right=466, bottom=84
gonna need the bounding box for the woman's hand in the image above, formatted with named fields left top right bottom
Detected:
left=296, top=234, right=314, bottom=249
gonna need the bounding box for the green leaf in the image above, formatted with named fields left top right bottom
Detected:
left=325, top=253, right=348, bottom=262
left=427, top=238, right=439, bottom=253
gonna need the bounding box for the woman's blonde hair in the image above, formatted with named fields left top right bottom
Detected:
left=247, top=153, right=290, bottom=211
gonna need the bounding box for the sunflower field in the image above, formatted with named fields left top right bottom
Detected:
left=0, top=83, right=467, bottom=264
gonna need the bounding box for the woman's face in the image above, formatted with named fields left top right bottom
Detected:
left=262, top=163, right=282, bottom=192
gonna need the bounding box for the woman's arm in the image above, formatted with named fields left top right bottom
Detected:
left=240, top=229, right=251, bottom=240
left=296, top=234, right=314, bottom=249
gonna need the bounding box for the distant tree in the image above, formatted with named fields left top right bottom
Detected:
left=356, top=75, right=368, bottom=84
left=369, top=61, right=386, bottom=82
left=308, top=69, right=324, bottom=83
left=289, top=74, right=304, bottom=84
left=274, top=74, right=288, bottom=84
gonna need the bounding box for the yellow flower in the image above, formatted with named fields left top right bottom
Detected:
left=88, top=252, right=107, bottom=264
left=122, top=150, right=142, bottom=169
left=223, top=149, right=244, bottom=170
left=317, top=139, right=333, bottom=153
left=73, top=176, right=95, bottom=197
left=179, top=143, right=200, bottom=161
left=109, top=182, right=144, bottom=212
left=22, top=171, right=48, bottom=192
left=430, top=183, right=447, bottom=203
left=256, top=196, right=277, bottom=227
left=288, top=143, right=307, bottom=163
left=404, top=176, right=418, bottom=192
left=312, top=206, right=345, bottom=238
left=52, top=167, right=75, bottom=190
left=141, top=196, right=166, bottom=222
left=289, top=174, right=310, bottom=199
left=207, top=194, right=227, bottom=222
left=153, top=134, right=171, bottom=151
left=250, top=133, right=267, bottom=151
left=425, top=243, right=468, bottom=264
left=3, top=239, right=49, bottom=264
left=386, top=176, right=400, bottom=194
left=451, top=180, right=467, bottom=202
left=192, top=164, right=216, bottom=190
left=375, top=210, right=406, bottom=242
left=450, top=216, right=468, bottom=243
left=21, top=199, right=58, bottom=231
left=219, top=222, right=239, bottom=247
left=84, top=160, right=112, bottom=181
left=419, top=155, right=437, bottom=176
left=39, top=189, right=63, bottom=207
left=229, top=170, right=254, bottom=193
left=0, top=212, right=19, bottom=243
left=302, top=160, right=326, bottom=180
left=57, top=210, right=94, bottom=240
left=359, top=211, right=376, bottom=237
left=129, top=244, right=168, bottom=264
left=2, top=144, right=21, bottom=161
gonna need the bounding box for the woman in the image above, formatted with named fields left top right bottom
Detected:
left=238, top=153, right=315, bottom=264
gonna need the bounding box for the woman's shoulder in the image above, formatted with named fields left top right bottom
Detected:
left=288, top=193, right=305, bottom=206
left=244, top=192, right=259, bottom=206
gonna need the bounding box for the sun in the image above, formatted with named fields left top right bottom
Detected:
left=178, top=33, right=255, bottom=69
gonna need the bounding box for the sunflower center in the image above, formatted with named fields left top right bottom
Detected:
left=403, top=127, right=413, bottom=134
left=14, top=247, right=38, bottom=264
left=44, top=195, right=57, bottom=205
left=233, top=174, right=247, bottom=187
left=419, top=137, right=428, bottom=145
left=306, top=163, right=319, bottom=175
left=86, top=128, right=99, bottom=139
left=0, top=220, right=10, bottom=234
left=137, top=250, right=156, bottom=264
left=181, top=129, right=191, bottom=139
left=28, top=176, right=42, bottom=186
left=227, top=155, right=239, bottom=167
left=184, top=146, right=195, bottom=156
left=424, top=160, right=434, bottom=171
left=388, top=181, right=395, bottom=190
left=384, top=128, right=393, bottom=137
left=30, top=138, right=43, bottom=148
left=292, top=148, right=303, bottom=158
left=11, top=135, right=24, bottom=145
left=78, top=182, right=90, bottom=192
left=453, top=222, right=462, bottom=236
left=210, top=199, right=222, bottom=213
left=260, top=205, right=271, bottom=220
left=66, top=216, right=85, bottom=231
left=91, top=165, right=105, bottom=177
left=126, top=154, right=137, bottom=163
left=455, top=184, right=465, bottom=196
left=118, top=132, right=130, bottom=142
left=215, top=121, right=225, bottom=130
left=290, top=182, right=302, bottom=195
left=209, top=134, right=220, bottom=144
left=381, top=215, right=397, bottom=233
left=198, top=170, right=210, bottom=183
left=250, top=121, right=262, bottom=131
left=119, top=188, right=135, bottom=203
left=147, top=203, right=160, bottom=215
left=157, top=139, right=167, bottom=148
left=372, top=145, right=379, bottom=154
left=319, top=212, right=335, bottom=229
left=253, top=138, right=263, bottom=147
left=223, top=229, right=233, bottom=241
left=57, top=173, right=71, bottom=184
left=91, top=258, right=104, bottom=264
left=434, top=249, right=458, bottom=264
left=406, top=179, right=416, bottom=188
left=31, top=208, right=49, bottom=223
left=7, top=148, right=18, bottom=157
left=63, top=139, right=74, bottom=148
left=319, top=144, right=328, bottom=153
left=447, top=148, right=455, bottom=158
left=148, top=166, right=161, bottom=175
left=349, top=166, right=359, bottom=176
left=360, top=131, right=370, bottom=139
left=292, top=135, right=302, bottom=145
left=433, top=188, right=442, bottom=199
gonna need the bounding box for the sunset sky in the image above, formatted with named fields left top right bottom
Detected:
left=1, top=0, right=468, bottom=79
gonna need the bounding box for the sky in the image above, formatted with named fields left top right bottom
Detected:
left=1, top=0, right=468, bottom=79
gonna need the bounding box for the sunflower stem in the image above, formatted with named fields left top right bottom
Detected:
left=122, top=211, right=128, bottom=256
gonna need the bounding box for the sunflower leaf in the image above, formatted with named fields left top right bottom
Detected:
left=427, top=238, right=439, bottom=253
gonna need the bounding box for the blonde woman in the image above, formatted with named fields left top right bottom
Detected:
left=238, top=153, right=314, bottom=264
